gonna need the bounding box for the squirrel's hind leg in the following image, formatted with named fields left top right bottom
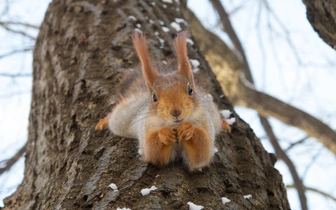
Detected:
left=95, top=113, right=112, bottom=130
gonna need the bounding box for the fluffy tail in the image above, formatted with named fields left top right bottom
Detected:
left=132, top=31, right=158, bottom=87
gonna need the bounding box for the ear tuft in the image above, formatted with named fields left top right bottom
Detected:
left=174, top=31, right=193, bottom=80
left=132, top=31, right=158, bottom=87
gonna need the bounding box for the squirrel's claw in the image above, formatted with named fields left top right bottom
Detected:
left=177, top=122, right=194, bottom=141
left=158, top=127, right=176, bottom=145
left=221, top=119, right=231, bottom=133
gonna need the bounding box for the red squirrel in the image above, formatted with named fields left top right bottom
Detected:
left=96, top=31, right=231, bottom=170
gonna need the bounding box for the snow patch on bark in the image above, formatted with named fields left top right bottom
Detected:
left=221, top=197, right=231, bottom=204
left=190, top=59, right=200, bottom=73
left=221, top=110, right=236, bottom=125
left=109, top=183, right=118, bottom=190
left=141, top=186, right=157, bottom=196
left=162, top=26, right=170, bottom=32
left=187, top=201, right=204, bottom=210
left=170, top=22, right=182, bottom=31
left=244, top=194, right=252, bottom=199
left=226, top=118, right=236, bottom=125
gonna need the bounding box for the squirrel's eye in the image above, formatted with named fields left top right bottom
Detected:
left=152, top=93, right=158, bottom=102
left=188, top=87, right=193, bottom=95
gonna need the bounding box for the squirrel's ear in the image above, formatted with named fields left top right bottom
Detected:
left=132, top=31, right=158, bottom=87
left=174, top=31, right=193, bottom=81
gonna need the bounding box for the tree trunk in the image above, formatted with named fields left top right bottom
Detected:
left=304, top=0, right=336, bottom=49
left=4, top=0, right=289, bottom=209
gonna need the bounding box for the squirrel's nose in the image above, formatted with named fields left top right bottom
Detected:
left=170, top=109, right=181, bottom=117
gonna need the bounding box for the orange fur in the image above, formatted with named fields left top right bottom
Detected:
left=132, top=32, right=158, bottom=87
left=98, top=31, right=224, bottom=170
left=154, top=77, right=195, bottom=122
left=177, top=122, right=194, bottom=141
left=178, top=123, right=212, bottom=170
left=95, top=113, right=111, bottom=130
left=174, top=31, right=192, bottom=81
left=143, top=128, right=176, bottom=167
left=221, top=118, right=231, bottom=133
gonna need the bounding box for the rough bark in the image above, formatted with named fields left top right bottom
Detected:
left=304, top=0, right=336, bottom=49
left=4, top=0, right=289, bottom=209
left=183, top=6, right=336, bottom=156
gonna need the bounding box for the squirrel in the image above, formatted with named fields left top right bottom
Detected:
left=95, top=31, right=231, bottom=170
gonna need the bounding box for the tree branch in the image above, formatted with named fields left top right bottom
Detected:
left=209, top=0, right=253, bottom=83
left=285, top=136, right=309, bottom=152
left=259, top=117, right=307, bottom=210
left=183, top=6, right=335, bottom=209
left=260, top=0, right=302, bottom=65
left=208, top=1, right=308, bottom=209
left=0, top=22, right=36, bottom=40
left=0, top=21, right=39, bottom=29
left=0, top=47, right=33, bottom=59
left=0, top=143, right=26, bottom=175
left=0, top=73, right=32, bottom=78
left=287, top=184, right=336, bottom=203
left=238, top=77, right=336, bottom=155
left=183, top=4, right=336, bottom=156
left=1, top=0, right=9, bottom=16
left=302, top=146, right=323, bottom=179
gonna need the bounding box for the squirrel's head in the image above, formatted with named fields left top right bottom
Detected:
left=132, top=31, right=198, bottom=123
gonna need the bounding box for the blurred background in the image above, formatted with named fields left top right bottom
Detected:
left=1, top=0, right=335, bottom=209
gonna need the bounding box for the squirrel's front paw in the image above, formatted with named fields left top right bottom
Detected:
left=177, top=122, right=194, bottom=141
left=158, top=127, right=177, bottom=145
